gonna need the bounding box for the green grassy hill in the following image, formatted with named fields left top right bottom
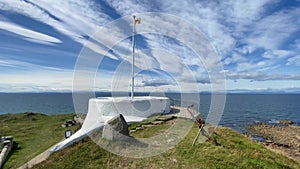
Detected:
left=34, top=117, right=299, bottom=169
left=1, top=113, right=299, bottom=169
left=0, top=113, right=78, bottom=169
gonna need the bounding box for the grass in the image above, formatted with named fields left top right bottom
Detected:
left=1, top=113, right=299, bottom=169
left=0, top=112, right=79, bottom=169
left=32, top=116, right=300, bottom=169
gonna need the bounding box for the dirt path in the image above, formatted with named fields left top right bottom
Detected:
left=248, top=123, right=300, bottom=162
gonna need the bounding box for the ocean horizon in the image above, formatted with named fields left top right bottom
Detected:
left=0, top=92, right=299, bottom=133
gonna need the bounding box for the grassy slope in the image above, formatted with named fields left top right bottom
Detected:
left=33, top=118, right=300, bottom=169
left=0, top=113, right=78, bottom=169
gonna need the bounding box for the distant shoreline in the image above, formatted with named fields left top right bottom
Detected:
left=0, top=92, right=300, bottom=94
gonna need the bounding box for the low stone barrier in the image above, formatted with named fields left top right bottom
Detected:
left=0, top=136, right=13, bottom=168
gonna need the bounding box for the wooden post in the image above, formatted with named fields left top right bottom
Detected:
left=187, top=105, right=217, bottom=146
left=192, top=124, right=204, bottom=146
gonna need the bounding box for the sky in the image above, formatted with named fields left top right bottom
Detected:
left=0, top=0, right=299, bottom=93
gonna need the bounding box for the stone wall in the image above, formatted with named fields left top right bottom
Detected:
left=0, top=136, right=13, bottom=168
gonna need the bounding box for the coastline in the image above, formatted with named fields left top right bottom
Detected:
left=247, top=122, right=300, bottom=162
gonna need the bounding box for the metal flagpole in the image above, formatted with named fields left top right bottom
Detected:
left=131, top=15, right=140, bottom=99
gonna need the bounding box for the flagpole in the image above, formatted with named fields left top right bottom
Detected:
left=131, top=16, right=136, bottom=99
left=131, top=15, right=140, bottom=99
left=131, top=15, right=141, bottom=99
left=131, top=15, right=136, bottom=99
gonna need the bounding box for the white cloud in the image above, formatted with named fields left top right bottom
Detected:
left=104, top=0, right=150, bottom=16
left=0, top=70, right=73, bottom=92
left=102, top=0, right=299, bottom=85
left=0, top=57, right=65, bottom=71
left=263, top=50, right=292, bottom=59
left=245, top=8, right=300, bottom=50
left=0, top=0, right=111, bottom=45
left=286, top=55, right=300, bottom=66
left=230, top=0, right=278, bottom=22
left=222, top=52, right=249, bottom=68
left=291, top=39, right=300, bottom=50
left=0, top=20, right=61, bottom=44
left=84, top=40, right=119, bottom=60
left=86, top=13, right=224, bottom=87
left=0, top=0, right=299, bottom=92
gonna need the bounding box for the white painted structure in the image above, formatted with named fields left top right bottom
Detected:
left=50, top=96, right=170, bottom=152
left=89, top=96, right=170, bottom=117
left=50, top=16, right=171, bottom=152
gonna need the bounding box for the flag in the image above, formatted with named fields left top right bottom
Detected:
left=134, top=18, right=141, bottom=25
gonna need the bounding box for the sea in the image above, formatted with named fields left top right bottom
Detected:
left=0, top=92, right=299, bottom=133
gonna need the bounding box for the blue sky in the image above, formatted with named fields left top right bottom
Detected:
left=0, top=0, right=299, bottom=93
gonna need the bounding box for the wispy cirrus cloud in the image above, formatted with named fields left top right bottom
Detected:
left=0, top=20, right=61, bottom=45
left=0, top=0, right=111, bottom=44
left=286, top=55, right=300, bottom=66
left=0, top=57, right=65, bottom=71
left=103, top=0, right=299, bottom=78
left=0, top=0, right=299, bottom=92
left=244, top=8, right=300, bottom=50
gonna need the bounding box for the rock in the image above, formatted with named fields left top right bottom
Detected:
left=167, top=138, right=174, bottom=143
left=151, top=121, right=164, bottom=125
left=129, top=129, right=137, bottom=133
left=171, top=158, right=178, bottom=163
left=156, top=116, right=175, bottom=121
left=249, top=122, right=300, bottom=161
left=135, top=127, right=142, bottom=130
left=65, top=119, right=76, bottom=126
left=279, top=120, right=294, bottom=125
left=141, top=124, right=155, bottom=128
left=62, top=119, right=76, bottom=128
left=266, top=140, right=273, bottom=144
left=102, top=114, right=129, bottom=141
left=152, top=141, right=161, bottom=147
left=74, top=114, right=86, bottom=124
left=25, top=112, right=35, bottom=117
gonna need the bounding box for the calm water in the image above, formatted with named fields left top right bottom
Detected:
left=0, top=93, right=299, bottom=133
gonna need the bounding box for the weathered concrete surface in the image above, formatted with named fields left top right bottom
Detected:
left=102, top=114, right=129, bottom=141
left=0, top=136, right=13, bottom=168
